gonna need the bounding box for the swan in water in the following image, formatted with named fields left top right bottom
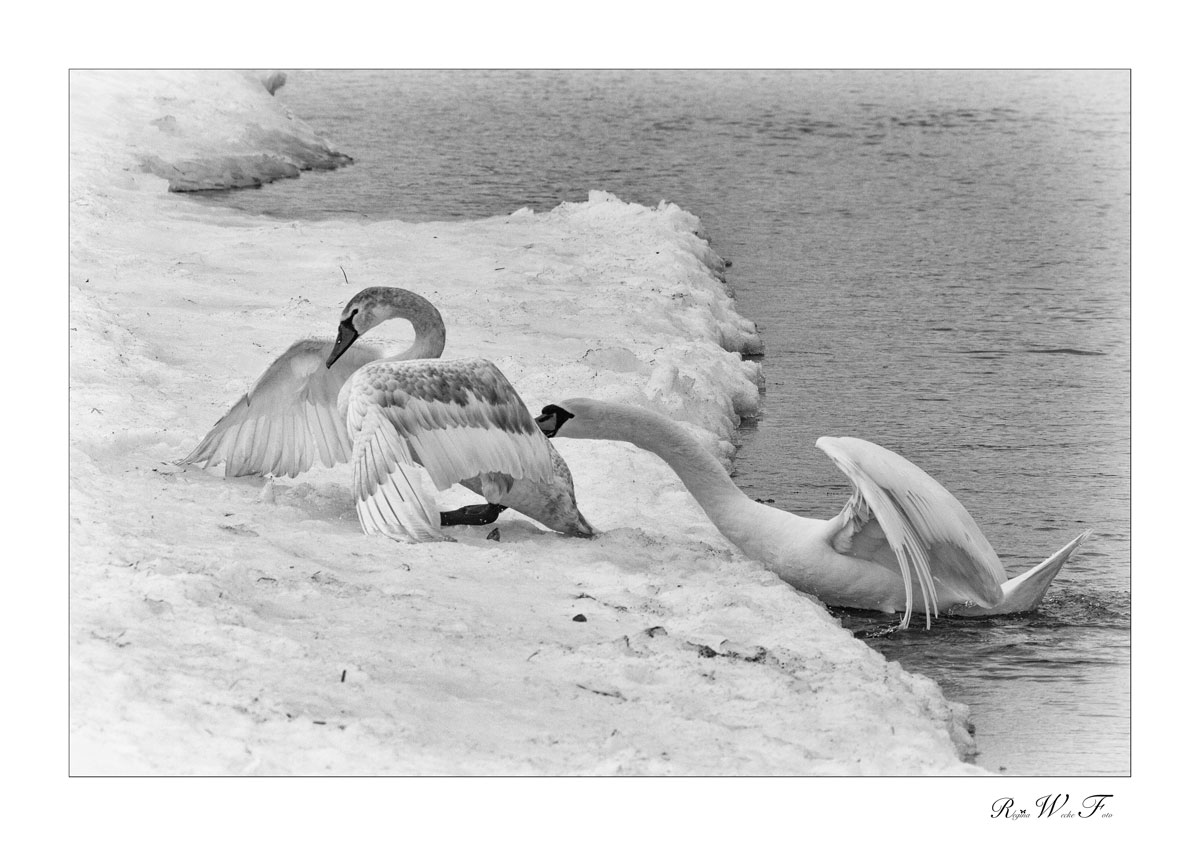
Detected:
left=536, top=398, right=1090, bottom=628
left=180, top=286, right=593, bottom=541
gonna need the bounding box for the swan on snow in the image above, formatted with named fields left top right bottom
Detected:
left=180, top=286, right=593, bottom=541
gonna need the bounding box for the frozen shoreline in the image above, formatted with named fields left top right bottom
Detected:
left=69, top=70, right=983, bottom=774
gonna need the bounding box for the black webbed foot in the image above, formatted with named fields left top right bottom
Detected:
left=440, top=503, right=508, bottom=526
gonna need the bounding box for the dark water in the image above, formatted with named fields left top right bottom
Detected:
left=194, top=69, right=1130, bottom=775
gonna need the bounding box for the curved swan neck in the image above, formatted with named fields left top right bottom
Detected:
left=369, top=288, right=447, bottom=361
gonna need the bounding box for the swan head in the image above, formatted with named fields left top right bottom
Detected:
left=326, top=287, right=445, bottom=368
left=536, top=403, right=575, bottom=437
left=326, top=289, right=382, bottom=368
left=536, top=398, right=614, bottom=439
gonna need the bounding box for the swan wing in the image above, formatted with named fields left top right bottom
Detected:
left=181, top=338, right=381, bottom=478
left=817, top=436, right=1006, bottom=627
left=350, top=404, right=447, bottom=541
left=346, top=358, right=556, bottom=540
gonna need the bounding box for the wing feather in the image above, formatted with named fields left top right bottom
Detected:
left=312, top=398, right=339, bottom=468
left=305, top=401, right=329, bottom=467
left=286, top=410, right=304, bottom=473
left=244, top=415, right=267, bottom=472
left=296, top=408, right=314, bottom=474
left=283, top=408, right=302, bottom=476
left=225, top=410, right=251, bottom=474
left=817, top=436, right=1006, bottom=629
left=314, top=396, right=345, bottom=461
left=180, top=339, right=381, bottom=477
left=351, top=406, right=446, bottom=541
left=260, top=414, right=282, bottom=476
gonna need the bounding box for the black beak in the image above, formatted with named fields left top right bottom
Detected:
left=326, top=317, right=359, bottom=368
left=535, top=411, right=558, bottom=437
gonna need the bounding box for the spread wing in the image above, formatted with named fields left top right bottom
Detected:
left=817, top=436, right=1006, bottom=629
left=347, top=358, right=557, bottom=540
left=180, top=338, right=381, bottom=477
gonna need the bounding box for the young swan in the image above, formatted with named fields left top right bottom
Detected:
left=536, top=398, right=1089, bottom=629
left=181, top=287, right=592, bottom=541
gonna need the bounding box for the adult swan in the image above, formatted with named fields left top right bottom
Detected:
left=180, top=287, right=593, bottom=541
left=536, top=398, right=1089, bottom=628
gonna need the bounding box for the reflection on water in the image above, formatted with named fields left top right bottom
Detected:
left=196, top=69, right=1129, bottom=775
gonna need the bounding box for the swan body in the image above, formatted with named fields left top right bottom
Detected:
left=181, top=287, right=593, bottom=540
left=537, top=398, right=1089, bottom=628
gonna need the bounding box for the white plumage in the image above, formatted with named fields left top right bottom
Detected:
left=537, top=398, right=1090, bottom=629
left=816, top=436, right=1008, bottom=627
left=181, top=338, right=380, bottom=478
left=181, top=287, right=592, bottom=541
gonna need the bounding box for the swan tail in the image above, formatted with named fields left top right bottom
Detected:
left=952, top=529, right=1091, bottom=616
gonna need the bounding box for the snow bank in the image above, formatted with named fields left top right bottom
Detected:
left=70, top=70, right=351, bottom=193
left=68, top=70, right=982, bottom=774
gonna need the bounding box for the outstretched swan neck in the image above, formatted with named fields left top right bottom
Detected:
left=545, top=400, right=817, bottom=564
left=551, top=400, right=753, bottom=516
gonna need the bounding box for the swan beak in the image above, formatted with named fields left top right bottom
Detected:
left=535, top=411, right=559, bottom=437
left=326, top=318, right=359, bottom=368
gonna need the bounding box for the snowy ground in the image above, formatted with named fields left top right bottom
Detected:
left=68, top=70, right=983, bottom=775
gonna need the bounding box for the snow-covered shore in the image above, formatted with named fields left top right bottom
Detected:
left=68, top=70, right=982, bottom=775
